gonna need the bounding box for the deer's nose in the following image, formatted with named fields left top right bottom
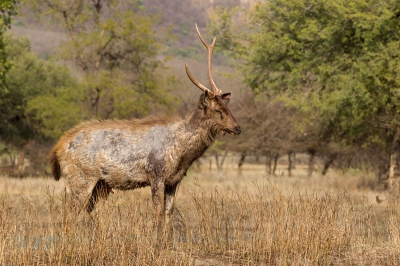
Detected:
left=236, top=126, right=242, bottom=135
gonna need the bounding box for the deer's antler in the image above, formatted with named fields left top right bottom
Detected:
left=185, top=64, right=209, bottom=92
left=185, top=24, right=222, bottom=96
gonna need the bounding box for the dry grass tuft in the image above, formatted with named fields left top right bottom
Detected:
left=0, top=165, right=399, bottom=265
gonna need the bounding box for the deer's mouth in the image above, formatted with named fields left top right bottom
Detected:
left=225, top=127, right=242, bottom=135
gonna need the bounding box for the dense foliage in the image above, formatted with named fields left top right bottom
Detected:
left=0, top=0, right=17, bottom=93
left=33, top=0, right=176, bottom=120
left=213, top=0, right=400, bottom=148
left=1, top=35, right=82, bottom=146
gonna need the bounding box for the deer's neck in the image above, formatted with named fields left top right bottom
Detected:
left=186, top=108, right=217, bottom=147
left=166, top=110, right=214, bottom=167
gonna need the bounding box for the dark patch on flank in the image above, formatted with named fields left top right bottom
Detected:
left=116, top=180, right=150, bottom=190
left=148, top=149, right=165, bottom=178
left=65, top=133, right=83, bottom=158
left=100, top=167, right=109, bottom=175
left=109, top=135, right=120, bottom=147
left=68, top=141, right=75, bottom=150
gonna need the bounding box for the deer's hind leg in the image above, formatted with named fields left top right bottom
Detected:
left=65, top=165, right=99, bottom=213
left=86, top=180, right=113, bottom=213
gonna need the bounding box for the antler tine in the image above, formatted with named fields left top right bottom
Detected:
left=195, top=24, right=222, bottom=96
left=185, top=64, right=210, bottom=93
left=195, top=23, right=215, bottom=49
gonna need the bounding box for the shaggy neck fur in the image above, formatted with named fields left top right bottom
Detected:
left=186, top=106, right=218, bottom=147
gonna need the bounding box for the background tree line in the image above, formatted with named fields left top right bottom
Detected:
left=209, top=0, right=400, bottom=194
left=1, top=0, right=400, bottom=196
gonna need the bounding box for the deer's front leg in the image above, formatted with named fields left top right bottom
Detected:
left=151, top=181, right=165, bottom=231
left=165, top=183, right=178, bottom=226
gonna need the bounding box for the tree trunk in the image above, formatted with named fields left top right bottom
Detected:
left=195, top=159, right=201, bottom=171
left=377, top=157, right=389, bottom=188
left=88, top=86, right=101, bottom=119
left=215, top=152, right=221, bottom=172
left=308, top=149, right=316, bottom=177
left=266, top=153, right=272, bottom=176
left=237, top=151, right=246, bottom=175
left=220, top=150, right=228, bottom=169
left=272, top=153, right=279, bottom=176
left=292, top=152, right=296, bottom=169
left=388, top=130, right=400, bottom=195
left=238, top=151, right=246, bottom=169
left=18, top=147, right=25, bottom=177
left=288, top=151, right=293, bottom=177
left=322, top=154, right=337, bottom=176
left=8, top=152, right=16, bottom=168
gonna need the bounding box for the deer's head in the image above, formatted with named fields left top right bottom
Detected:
left=186, top=24, right=241, bottom=136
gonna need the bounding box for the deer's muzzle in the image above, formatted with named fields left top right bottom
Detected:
left=226, top=125, right=241, bottom=135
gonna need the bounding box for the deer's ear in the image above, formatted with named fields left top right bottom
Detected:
left=221, top=92, right=231, bottom=105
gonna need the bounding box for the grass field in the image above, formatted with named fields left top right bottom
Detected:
left=0, top=161, right=399, bottom=265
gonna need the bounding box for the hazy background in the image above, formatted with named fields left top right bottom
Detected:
left=2, top=1, right=400, bottom=264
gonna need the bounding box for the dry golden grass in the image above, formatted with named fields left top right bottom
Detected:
left=0, top=162, right=399, bottom=265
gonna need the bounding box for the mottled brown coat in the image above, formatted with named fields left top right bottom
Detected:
left=50, top=24, right=241, bottom=227
left=49, top=91, right=241, bottom=225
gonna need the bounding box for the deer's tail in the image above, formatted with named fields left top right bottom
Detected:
left=48, top=147, right=61, bottom=181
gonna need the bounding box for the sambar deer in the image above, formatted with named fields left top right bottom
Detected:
left=49, top=24, right=241, bottom=227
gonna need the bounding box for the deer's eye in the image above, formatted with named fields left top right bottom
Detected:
left=216, top=109, right=223, bottom=119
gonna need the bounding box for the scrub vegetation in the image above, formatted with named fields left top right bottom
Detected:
left=0, top=165, right=399, bottom=265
